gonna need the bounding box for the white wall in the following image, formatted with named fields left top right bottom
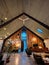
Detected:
left=44, top=39, right=49, bottom=49
left=0, top=39, right=3, bottom=51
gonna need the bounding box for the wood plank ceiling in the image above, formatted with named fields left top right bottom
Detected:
left=0, top=0, right=49, bottom=39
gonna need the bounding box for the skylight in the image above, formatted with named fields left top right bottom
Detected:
left=37, top=29, right=43, bottom=33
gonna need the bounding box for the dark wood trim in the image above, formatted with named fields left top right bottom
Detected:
left=2, top=26, right=46, bottom=51
left=4, top=27, right=24, bottom=41
left=1, top=39, right=6, bottom=51
left=4, top=26, right=44, bottom=41
left=0, top=12, right=49, bottom=30
left=1, top=26, right=23, bottom=51
left=24, top=26, right=44, bottom=41
left=23, top=13, right=49, bottom=30
left=0, top=13, right=24, bottom=28
left=24, top=26, right=45, bottom=47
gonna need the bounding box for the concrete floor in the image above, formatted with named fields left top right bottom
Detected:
left=6, top=52, right=37, bottom=65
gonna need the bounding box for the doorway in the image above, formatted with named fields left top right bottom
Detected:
left=21, top=28, right=27, bottom=52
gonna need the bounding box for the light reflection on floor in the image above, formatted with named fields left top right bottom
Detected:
left=6, top=52, right=37, bottom=65
left=15, top=54, right=20, bottom=65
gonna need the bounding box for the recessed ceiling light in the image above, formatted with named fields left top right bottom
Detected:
left=5, top=17, right=7, bottom=20
left=4, top=35, right=7, bottom=38
left=3, top=27, right=7, bottom=30
left=7, top=32, right=10, bottom=35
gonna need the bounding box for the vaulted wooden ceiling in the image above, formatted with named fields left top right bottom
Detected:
left=0, top=0, right=49, bottom=39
